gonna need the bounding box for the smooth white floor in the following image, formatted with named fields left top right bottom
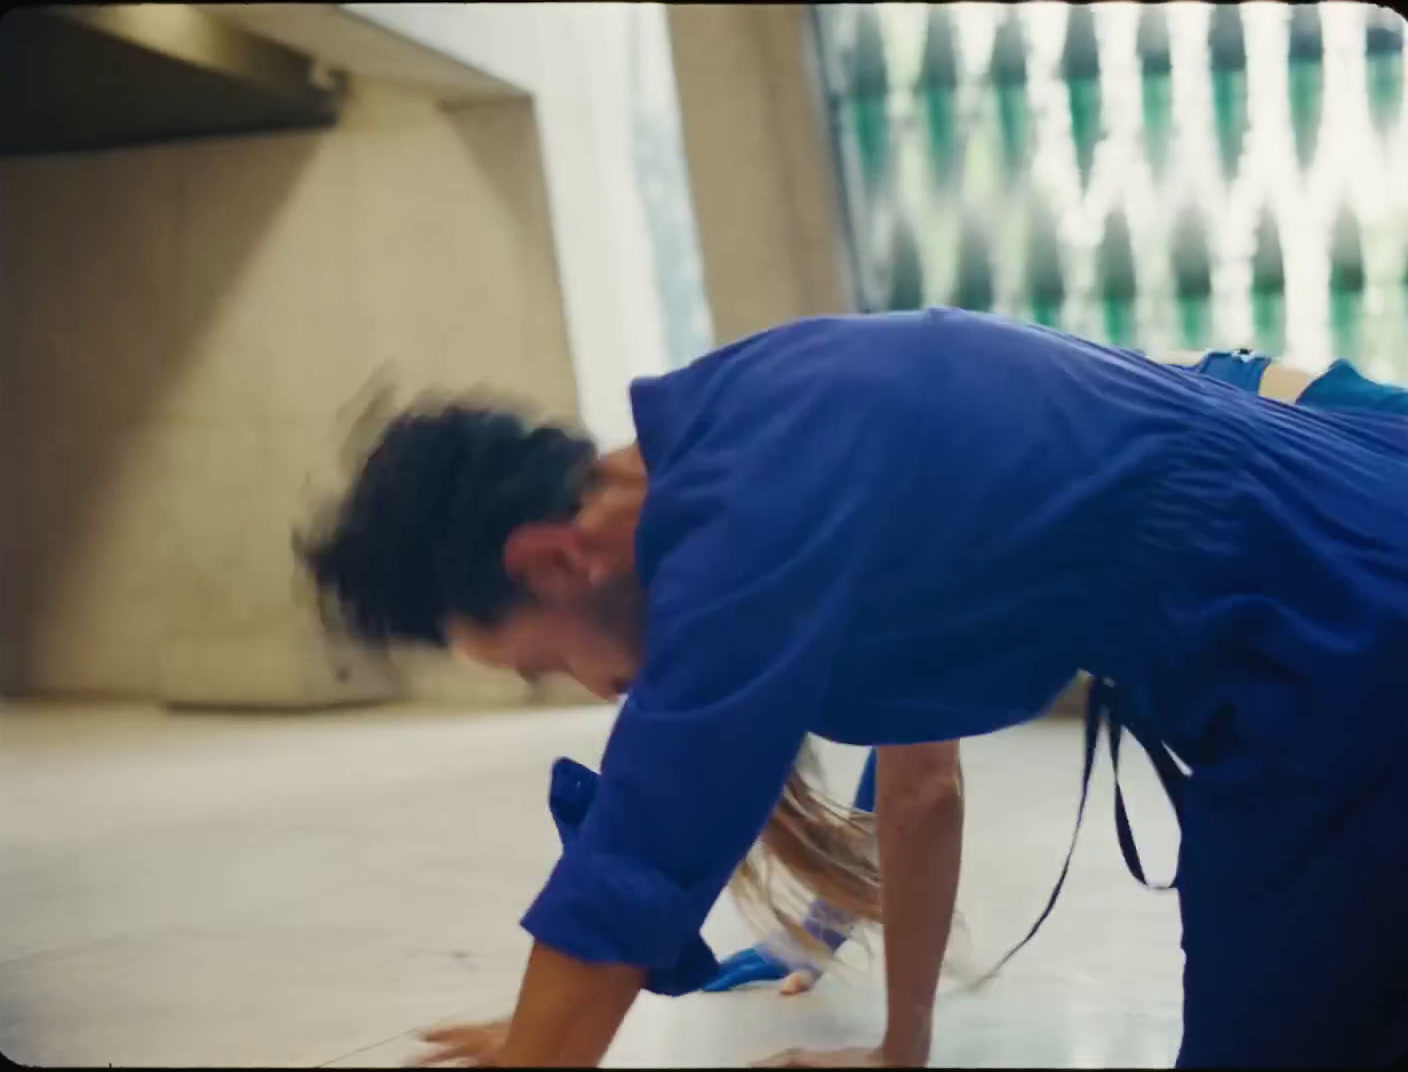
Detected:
left=0, top=701, right=1183, bottom=1068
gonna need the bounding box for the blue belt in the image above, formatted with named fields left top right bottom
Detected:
left=971, top=678, right=1187, bottom=987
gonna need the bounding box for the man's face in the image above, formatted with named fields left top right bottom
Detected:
left=446, top=448, right=648, bottom=702
left=448, top=596, right=642, bottom=702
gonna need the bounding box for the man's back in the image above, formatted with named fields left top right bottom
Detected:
left=631, top=307, right=1408, bottom=768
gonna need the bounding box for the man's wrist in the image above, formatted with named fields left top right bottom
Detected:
left=880, top=1019, right=932, bottom=1067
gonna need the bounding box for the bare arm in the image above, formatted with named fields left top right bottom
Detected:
left=415, top=944, right=644, bottom=1067
left=1144, top=349, right=1207, bottom=368
left=1257, top=362, right=1316, bottom=405
left=876, top=741, right=964, bottom=1067
left=1144, top=348, right=1316, bottom=405
left=497, top=944, right=645, bottom=1067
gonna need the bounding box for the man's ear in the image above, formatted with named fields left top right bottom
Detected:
left=503, top=523, right=595, bottom=603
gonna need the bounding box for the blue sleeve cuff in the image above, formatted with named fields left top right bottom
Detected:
left=523, top=758, right=719, bottom=997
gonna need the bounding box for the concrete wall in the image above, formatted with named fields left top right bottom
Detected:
left=347, top=2, right=715, bottom=437
left=347, top=1, right=851, bottom=388
left=0, top=79, right=581, bottom=707
left=0, top=3, right=835, bottom=708
left=667, top=4, right=854, bottom=344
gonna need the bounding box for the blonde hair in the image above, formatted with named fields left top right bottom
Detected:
left=727, top=741, right=884, bottom=960
left=728, top=740, right=981, bottom=985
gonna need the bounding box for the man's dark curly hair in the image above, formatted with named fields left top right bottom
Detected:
left=296, top=399, right=598, bottom=647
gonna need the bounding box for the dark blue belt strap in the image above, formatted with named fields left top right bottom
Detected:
left=1109, top=716, right=1184, bottom=890
left=966, top=678, right=1186, bottom=990
left=967, top=686, right=1102, bottom=989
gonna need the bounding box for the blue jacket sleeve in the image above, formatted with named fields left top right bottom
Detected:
left=543, top=756, right=719, bottom=995
left=520, top=436, right=881, bottom=991
left=520, top=525, right=862, bottom=991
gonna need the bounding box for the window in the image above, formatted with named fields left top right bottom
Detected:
left=811, top=3, right=1408, bottom=380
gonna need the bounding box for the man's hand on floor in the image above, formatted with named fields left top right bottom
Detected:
left=753, top=1044, right=898, bottom=1068
left=409, top=1018, right=510, bottom=1067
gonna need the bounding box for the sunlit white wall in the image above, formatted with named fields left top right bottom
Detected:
left=345, top=3, right=714, bottom=447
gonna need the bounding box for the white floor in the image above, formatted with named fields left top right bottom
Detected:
left=0, top=701, right=1184, bottom=1068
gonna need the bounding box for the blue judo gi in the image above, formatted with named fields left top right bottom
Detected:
left=528, top=310, right=1408, bottom=1067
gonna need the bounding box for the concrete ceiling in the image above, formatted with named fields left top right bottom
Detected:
left=0, top=5, right=343, bottom=156
left=197, top=4, right=522, bottom=104
left=0, top=3, right=521, bottom=158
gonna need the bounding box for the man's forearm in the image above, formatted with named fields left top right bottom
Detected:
left=498, top=942, right=645, bottom=1067
left=876, top=743, right=964, bottom=1067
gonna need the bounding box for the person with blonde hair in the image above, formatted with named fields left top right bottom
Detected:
left=301, top=310, right=1408, bottom=1068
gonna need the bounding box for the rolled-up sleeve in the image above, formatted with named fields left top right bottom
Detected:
left=521, top=438, right=875, bottom=991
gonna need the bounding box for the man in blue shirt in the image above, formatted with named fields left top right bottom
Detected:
left=704, top=347, right=1408, bottom=999
left=301, top=311, right=1408, bottom=1068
